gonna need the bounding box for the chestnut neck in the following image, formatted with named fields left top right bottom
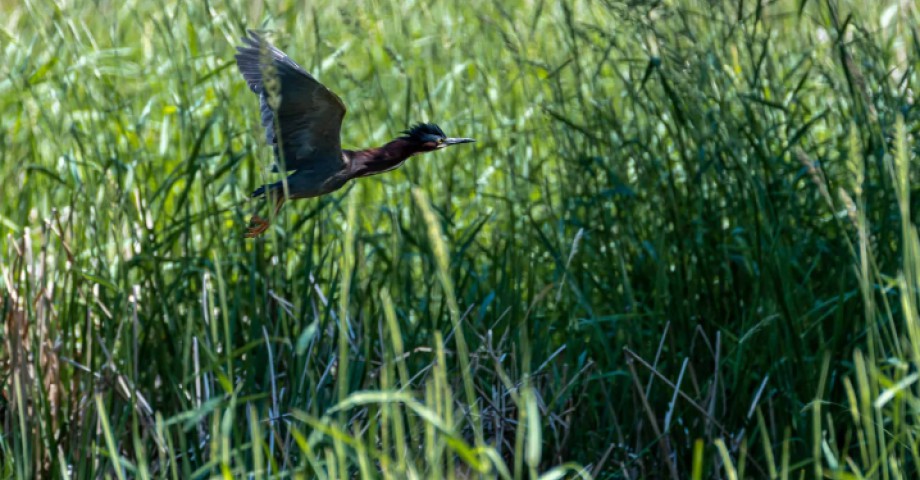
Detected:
left=346, top=138, right=422, bottom=178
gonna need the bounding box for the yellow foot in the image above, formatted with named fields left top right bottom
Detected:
left=244, top=215, right=270, bottom=238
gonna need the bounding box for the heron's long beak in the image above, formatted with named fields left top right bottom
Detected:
left=444, top=137, right=475, bottom=146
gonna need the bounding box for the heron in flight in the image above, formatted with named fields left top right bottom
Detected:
left=234, top=31, right=475, bottom=237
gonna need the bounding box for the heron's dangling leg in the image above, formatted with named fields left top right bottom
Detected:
left=245, top=192, right=285, bottom=238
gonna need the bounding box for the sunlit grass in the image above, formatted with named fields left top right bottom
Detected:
left=2, top=0, right=919, bottom=478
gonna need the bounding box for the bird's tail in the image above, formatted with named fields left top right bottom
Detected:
left=251, top=181, right=281, bottom=198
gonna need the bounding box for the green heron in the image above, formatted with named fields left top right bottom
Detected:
left=235, top=31, right=475, bottom=237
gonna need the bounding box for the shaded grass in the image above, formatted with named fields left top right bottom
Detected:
left=2, top=0, right=920, bottom=478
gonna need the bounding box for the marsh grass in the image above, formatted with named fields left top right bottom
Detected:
left=2, top=0, right=920, bottom=478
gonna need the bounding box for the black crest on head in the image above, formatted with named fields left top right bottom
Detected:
left=402, top=123, right=445, bottom=142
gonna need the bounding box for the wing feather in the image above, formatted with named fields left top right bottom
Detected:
left=234, top=30, right=347, bottom=174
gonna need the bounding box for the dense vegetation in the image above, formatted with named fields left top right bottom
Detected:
left=2, top=0, right=919, bottom=477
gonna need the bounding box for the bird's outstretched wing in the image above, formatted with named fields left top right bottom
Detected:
left=235, top=30, right=347, bottom=174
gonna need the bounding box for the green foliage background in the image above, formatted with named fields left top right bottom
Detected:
left=2, top=0, right=919, bottom=478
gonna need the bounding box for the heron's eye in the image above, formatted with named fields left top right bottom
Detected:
left=437, top=138, right=445, bottom=144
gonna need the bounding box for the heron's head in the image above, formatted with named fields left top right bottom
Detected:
left=400, top=123, right=475, bottom=152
